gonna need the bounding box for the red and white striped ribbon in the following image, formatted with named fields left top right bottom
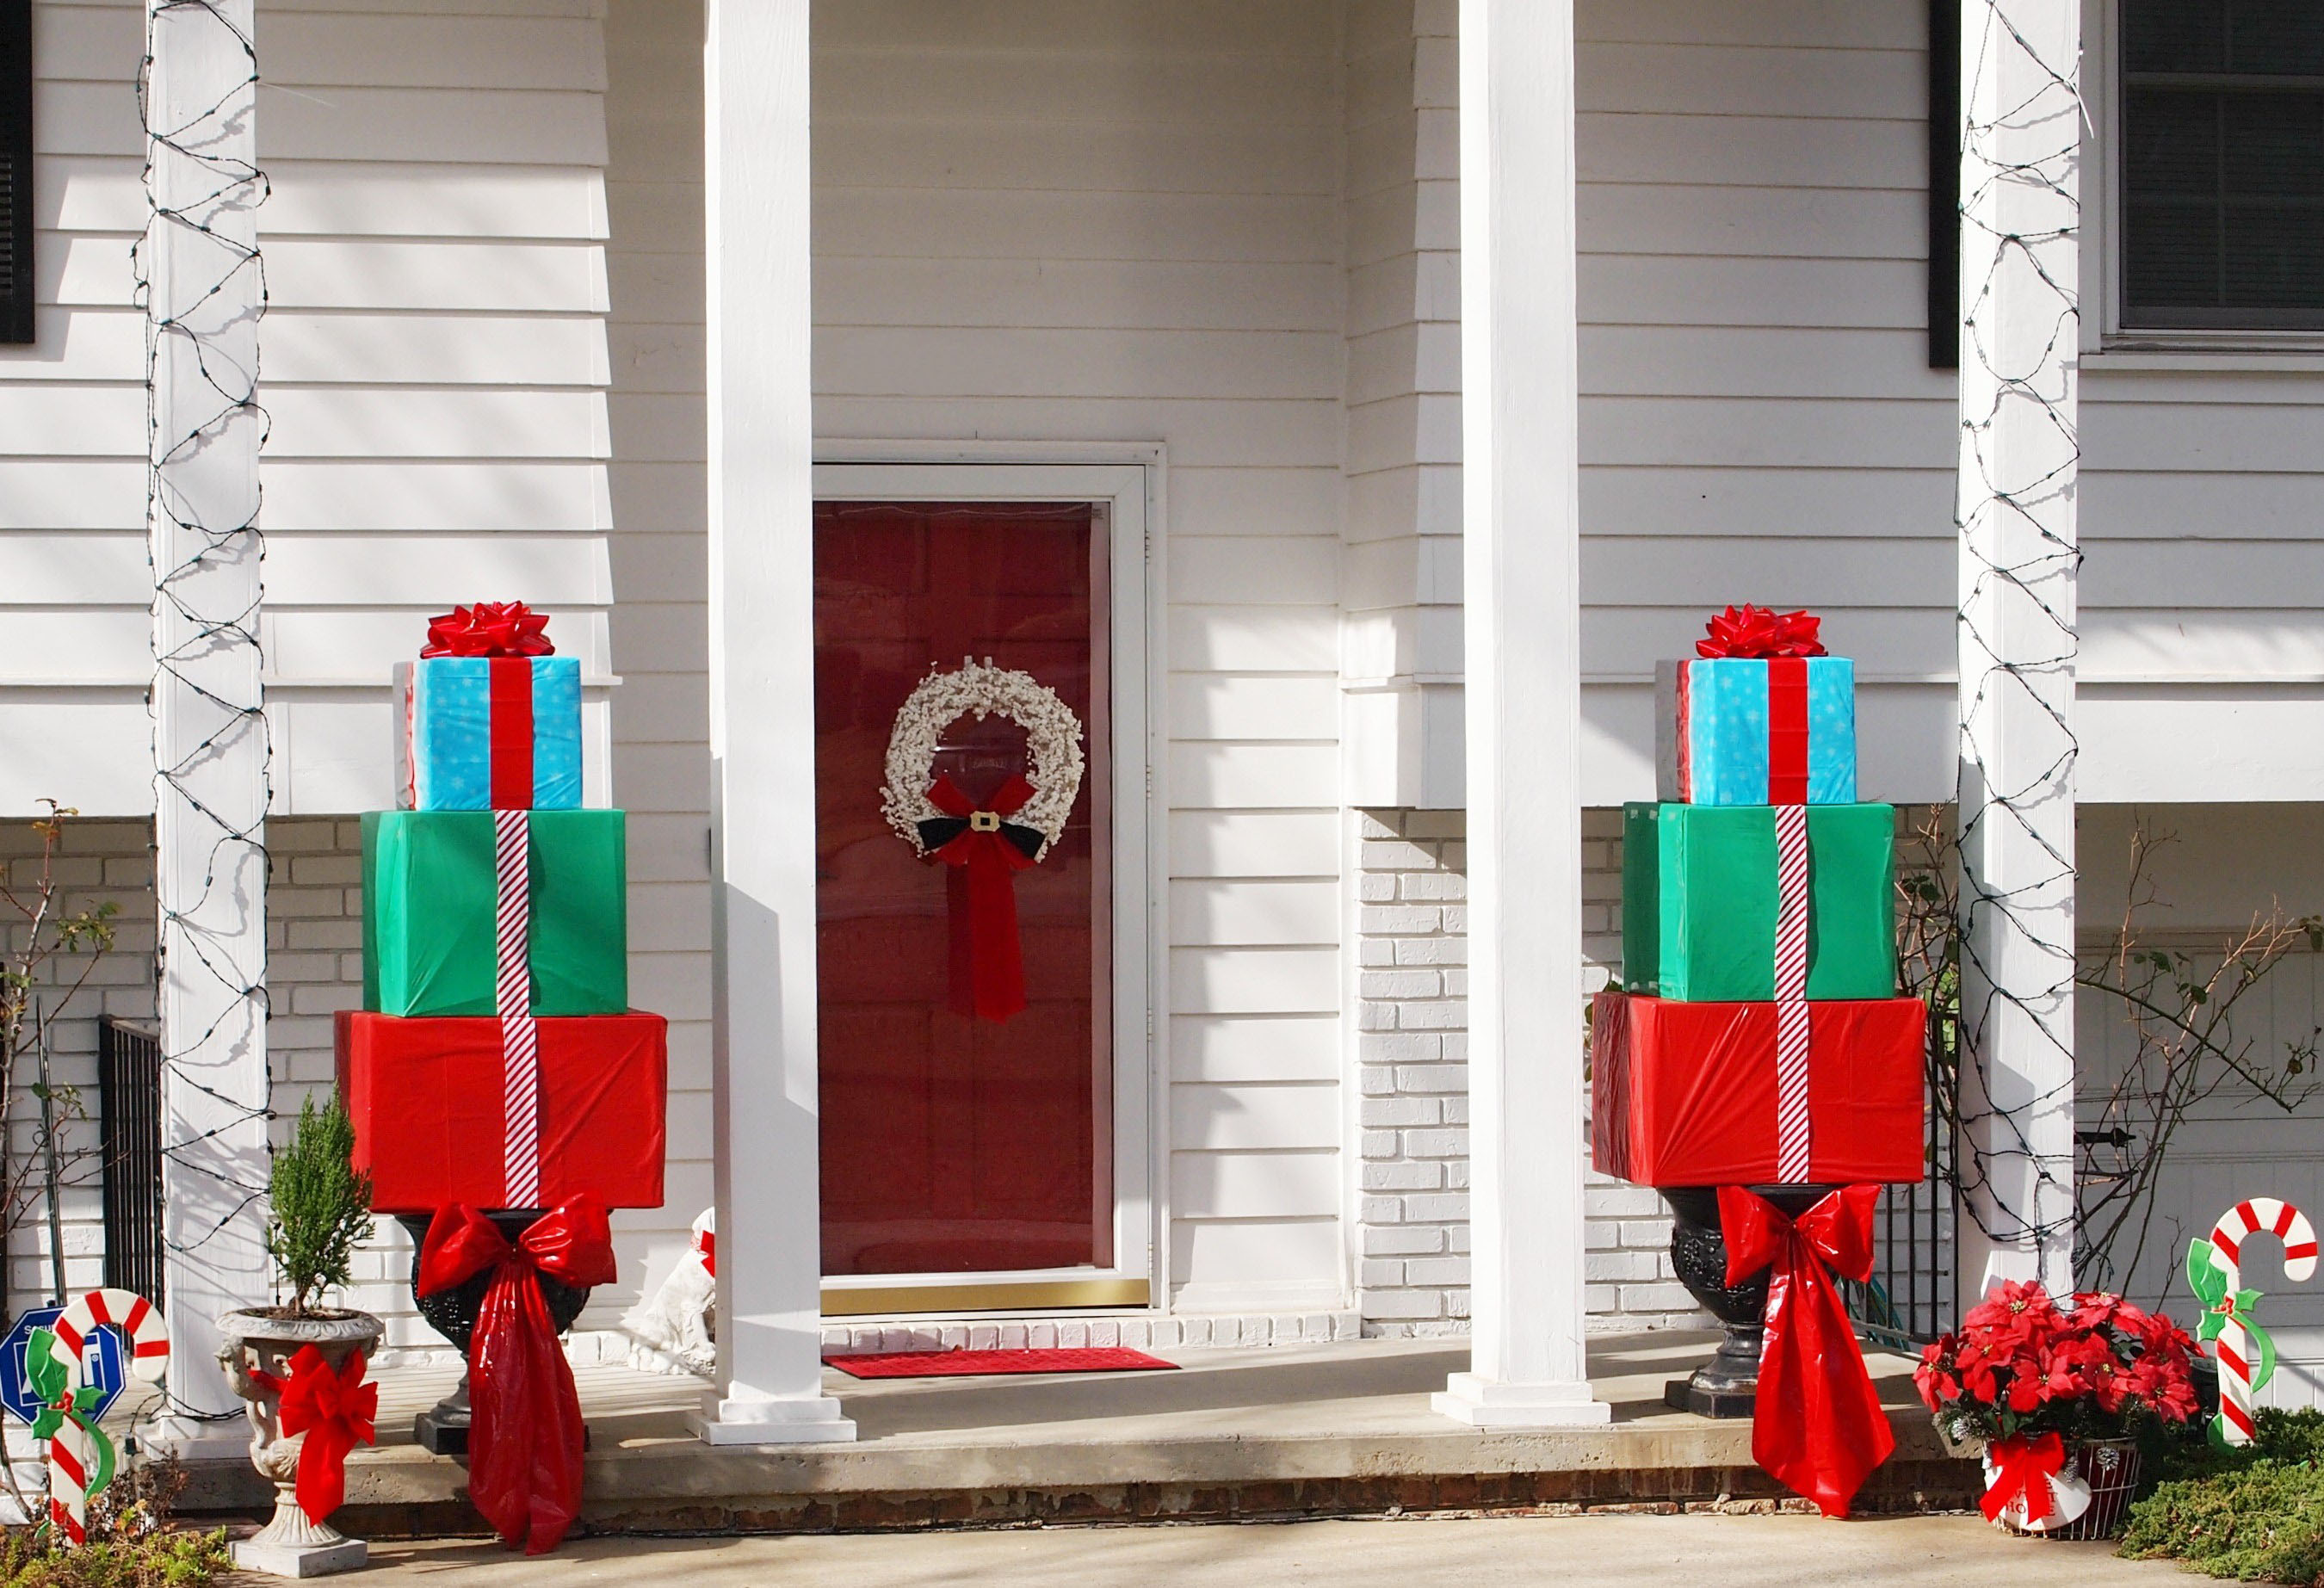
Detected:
left=496, top=809, right=543, bottom=1207
left=1773, top=804, right=1813, bottom=1182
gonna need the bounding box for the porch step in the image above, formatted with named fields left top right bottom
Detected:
left=176, top=1336, right=1979, bottom=1536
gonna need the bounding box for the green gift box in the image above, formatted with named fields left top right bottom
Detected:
left=1622, top=801, right=1896, bottom=1002
left=362, top=809, right=628, bottom=1016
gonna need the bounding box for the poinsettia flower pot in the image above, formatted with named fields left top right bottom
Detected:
left=216, top=1308, right=383, bottom=1579
left=1984, top=1437, right=2143, bottom=1541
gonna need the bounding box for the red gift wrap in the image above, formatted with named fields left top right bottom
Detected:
left=1591, top=990, right=1925, bottom=1187
left=336, top=1010, right=667, bottom=1213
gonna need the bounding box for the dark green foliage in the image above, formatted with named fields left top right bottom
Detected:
left=265, top=1093, right=374, bottom=1316
left=2122, top=1408, right=2324, bottom=1582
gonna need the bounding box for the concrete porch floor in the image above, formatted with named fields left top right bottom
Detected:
left=183, top=1332, right=1977, bottom=1535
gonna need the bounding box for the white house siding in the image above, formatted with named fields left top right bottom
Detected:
left=2074, top=805, right=2324, bottom=1405
left=808, top=2, right=1351, bottom=1317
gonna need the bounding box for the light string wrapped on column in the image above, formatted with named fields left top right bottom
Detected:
left=138, top=0, right=275, bottom=1430
left=1944, top=0, right=2085, bottom=1272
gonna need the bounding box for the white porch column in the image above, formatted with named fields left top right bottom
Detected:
left=697, top=0, right=853, bottom=1445
left=1954, top=0, right=2080, bottom=1301
left=146, top=0, right=273, bottom=1448
left=1433, top=0, right=1606, bottom=1430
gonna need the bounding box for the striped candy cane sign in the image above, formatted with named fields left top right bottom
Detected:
left=2189, top=1199, right=2318, bottom=1447
left=41, top=1290, right=166, bottom=1543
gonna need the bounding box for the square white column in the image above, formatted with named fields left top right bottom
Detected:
left=1954, top=0, right=2081, bottom=1301
left=1434, top=0, right=1608, bottom=1430
left=696, top=0, right=852, bottom=1446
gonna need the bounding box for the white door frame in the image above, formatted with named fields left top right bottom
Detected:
left=809, top=456, right=1166, bottom=1315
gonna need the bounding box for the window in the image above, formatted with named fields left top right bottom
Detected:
left=2122, top=0, right=2324, bottom=331
left=1, top=0, right=29, bottom=345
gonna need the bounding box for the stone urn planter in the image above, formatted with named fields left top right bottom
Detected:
left=217, top=1308, right=383, bottom=1579
left=1659, top=1184, right=1840, bottom=1417
left=393, top=1212, right=594, bottom=1456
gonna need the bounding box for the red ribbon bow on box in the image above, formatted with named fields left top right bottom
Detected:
left=1981, top=1431, right=2067, bottom=1526
left=918, top=774, right=1043, bottom=1023
left=1721, top=1183, right=1895, bottom=1517
left=1697, top=604, right=1827, bottom=659
left=418, top=1199, right=617, bottom=1554
left=252, top=1345, right=378, bottom=1527
left=421, top=602, right=557, bottom=658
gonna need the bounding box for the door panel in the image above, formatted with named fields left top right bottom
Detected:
left=813, top=500, right=1111, bottom=1276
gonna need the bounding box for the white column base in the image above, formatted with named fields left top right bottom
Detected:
left=1433, top=1371, right=1610, bottom=1429
left=695, top=1387, right=856, bottom=1446
left=147, top=1422, right=256, bottom=1465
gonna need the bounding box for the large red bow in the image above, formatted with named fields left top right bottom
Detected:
left=421, top=602, right=556, bottom=658
left=417, top=1200, right=616, bottom=1554
left=1721, top=1183, right=1894, bottom=1517
left=1697, top=604, right=1827, bottom=659
left=925, top=774, right=1040, bottom=1023
left=253, top=1345, right=378, bottom=1527
left=1981, top=1431, right=2067, bottom=1526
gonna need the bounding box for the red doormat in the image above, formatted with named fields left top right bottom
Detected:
left=823, top=1347, right=1177, bottom=1379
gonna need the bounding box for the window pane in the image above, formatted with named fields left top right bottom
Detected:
left=2126, top=200, right=2222, bottom=312
left=2228, top=205, right=2324, bottom=307
left=2125, top=0, right=2224, bottom=73
left=2125, top=88, right=2221, bottom=197
left=2225, top=92, right=2324, bottom=197
left=2228, top=0, right=2324, bottom=74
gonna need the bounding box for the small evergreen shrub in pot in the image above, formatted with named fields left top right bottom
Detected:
left=1916, top=1282, right=2203, bottom=1540
left=215, top=1095, right=383, bottom=1577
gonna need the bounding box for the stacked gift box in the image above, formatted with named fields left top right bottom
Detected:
left=337, top=609, right=667, bottom=1214
left=1592, top=614, right=1927, bottom=1188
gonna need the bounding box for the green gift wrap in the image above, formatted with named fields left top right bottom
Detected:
left=1622, top=801, right=1896, bottom=1002
left=362, top=809, right=628, bottom=1016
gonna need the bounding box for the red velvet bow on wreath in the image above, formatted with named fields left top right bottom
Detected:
left=918, top=775, right=1045, bottom=1023
left=1697, top=603, right=1828, bottom=660
left=421, top=601, right=557, bottom=658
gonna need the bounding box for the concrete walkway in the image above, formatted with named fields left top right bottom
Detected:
left=321, top=1514, right=2191, bottom=1586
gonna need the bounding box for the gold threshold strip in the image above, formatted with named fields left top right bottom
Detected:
left=821, top=1278, right=1151, bottom=1317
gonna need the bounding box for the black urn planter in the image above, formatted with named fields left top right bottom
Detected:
left=396, top=1211, right=596, bottom=1456
left=1659, top=1184, right=1840, bottom=1418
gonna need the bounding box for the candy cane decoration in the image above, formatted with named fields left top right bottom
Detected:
left=2191, top=1199, right=2317, bottom=1446
left=42, top=1291, right=167, bottom=1542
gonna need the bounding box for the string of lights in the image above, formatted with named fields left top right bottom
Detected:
left=1943, top=0, right=2086, bottom=1279
left=137, top=0, right=273, bottom=1430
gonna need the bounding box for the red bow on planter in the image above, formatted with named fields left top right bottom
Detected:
left=418, top=1200, right=617, bottom=1554
left=1697, top=604, right=1827, bottom=659
left=1982, top=1431, right=2067, bottom=1525
left=421, top=602, right=556, bottom=658
left=252, top=1345, right=378, bottom=1527
left=1721, top=1183, right=1894, bottom=1517
left=918, top=774, right=1043, bottom=1023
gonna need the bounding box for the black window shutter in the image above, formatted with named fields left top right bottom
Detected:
left=0, top=0, right=29, bottom=347
left=1928, top=0, right=1961, bottom=369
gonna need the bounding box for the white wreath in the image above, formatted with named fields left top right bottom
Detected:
left=881, top=659, right=1086, bottom=862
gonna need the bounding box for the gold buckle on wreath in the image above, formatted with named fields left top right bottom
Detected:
left=968, top=811, right=1001, bottom=832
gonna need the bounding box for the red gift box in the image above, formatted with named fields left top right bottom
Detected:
left=336, top=1009, right=667, bottom=1214
left=1590, top=990, right=1925, bottom=1187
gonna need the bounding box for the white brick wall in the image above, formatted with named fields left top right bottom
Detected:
left=1352, top=808, right=1711, bottom=1336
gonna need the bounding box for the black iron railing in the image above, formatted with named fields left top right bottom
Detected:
left=98, top=1019, right=164, bottom=1307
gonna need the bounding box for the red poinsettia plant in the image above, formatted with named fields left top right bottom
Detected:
left=1915, top=1281, right=2202, bottom=1444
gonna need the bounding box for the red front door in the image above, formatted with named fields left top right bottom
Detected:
left=813, top=501, right=1111, bottom=1276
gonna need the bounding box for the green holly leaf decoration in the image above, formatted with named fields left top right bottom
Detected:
left=2189, top=1239, right=2228, bottom=1308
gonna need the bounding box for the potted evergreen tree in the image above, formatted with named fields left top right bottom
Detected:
left=216, top=1094, right=384, bottom=1577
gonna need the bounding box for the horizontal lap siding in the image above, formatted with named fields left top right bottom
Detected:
left=812, top=2, right=1347, bottom=1311
left=1572, top=0, right=1956, bottom=804
left=0, top=2, right=149, bottom=810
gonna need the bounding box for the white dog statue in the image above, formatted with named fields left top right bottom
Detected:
left=623, top=1208, right=715, bottom=1376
